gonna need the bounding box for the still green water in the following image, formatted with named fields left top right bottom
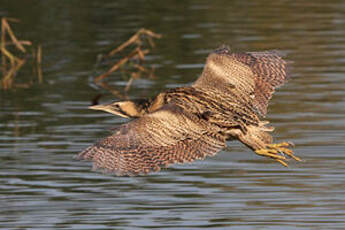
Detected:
left=1, top=1, right=345, bottom=229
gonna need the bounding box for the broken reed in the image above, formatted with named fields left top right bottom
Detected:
left=94, top=28, right=161, bottom=92
left=0, top=17, right=42, bottom=89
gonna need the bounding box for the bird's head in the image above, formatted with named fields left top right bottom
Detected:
left=88, top=100, right=147, bottom=118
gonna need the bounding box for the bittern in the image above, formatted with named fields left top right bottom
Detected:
left=77, top=46, right=301, bottom=176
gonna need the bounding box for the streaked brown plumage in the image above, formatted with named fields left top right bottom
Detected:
left=77, top=46, right=301, bottom=176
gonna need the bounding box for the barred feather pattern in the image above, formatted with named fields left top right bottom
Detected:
left=232, top=51, right=290, bottom=116
left=163, top=87, right=260, bottom=131
left=194, top=48, right=290, bottom=117
left=77, top=105, right=226, bottom=175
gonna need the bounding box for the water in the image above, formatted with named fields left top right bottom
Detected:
left=1, top=1, right=345, bottom=229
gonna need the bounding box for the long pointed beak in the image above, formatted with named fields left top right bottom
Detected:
left=88, top=104, right=109, bottom=112
left=88, top=104, right=129, bottom=118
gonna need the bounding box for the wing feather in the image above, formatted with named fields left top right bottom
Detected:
left=233, top=50, right=290, bottom=115
left=77, top=105, right=226, bottom=175
left=193, top=47, right=291, bottom=116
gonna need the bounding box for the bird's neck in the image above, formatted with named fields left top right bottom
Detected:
left=148, top=93, right=166, bottom=113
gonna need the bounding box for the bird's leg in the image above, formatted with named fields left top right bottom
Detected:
left=229, top=125, right=302, bottom=167
left=255, top=141, right=301, bottom=167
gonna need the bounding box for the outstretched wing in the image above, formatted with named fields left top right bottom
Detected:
left=193, top=47, right=291, bottom=116
left=233, top=50, right=290, bottom=115
left=76, top=105, right=226, bottom=176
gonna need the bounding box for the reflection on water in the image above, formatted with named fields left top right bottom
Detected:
left=1, top=1, right=345, bottom=229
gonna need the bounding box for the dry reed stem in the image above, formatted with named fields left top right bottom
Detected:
left=1, top=46, right=25, bottom=81
left=1, top=18, right=6, bottom=75
left=1, top=18, right=26, bottom=52
left=107, top=28, right=161, bottom=58
left=94, top=48, right=149, bottom=83
left=37, top=45, right=42, bottom=83
left=5, top=40, right=32, bottom=46
left=1, top=17, right=42, bottom=89
left=1, top=52, right=26, bottom=89
left=94, top=28, right=161, bottom=96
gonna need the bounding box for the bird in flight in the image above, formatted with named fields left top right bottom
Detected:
left=77, top=46, right=301, bottom=176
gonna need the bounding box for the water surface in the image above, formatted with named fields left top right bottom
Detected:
left=1, top=1, right=345, bottom=229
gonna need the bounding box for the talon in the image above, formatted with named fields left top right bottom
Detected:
left=283, top=150, right=302, bottom=161
left=277, top=159, right=289, bottom=167
left=255, top=149, right=286, bottom=160
left=279, top=147, right=293, bottom=154
left=255, top=141, right=301, bottom=166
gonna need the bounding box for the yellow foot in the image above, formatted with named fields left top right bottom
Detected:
left=255, top=142, right=301, bottom=167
